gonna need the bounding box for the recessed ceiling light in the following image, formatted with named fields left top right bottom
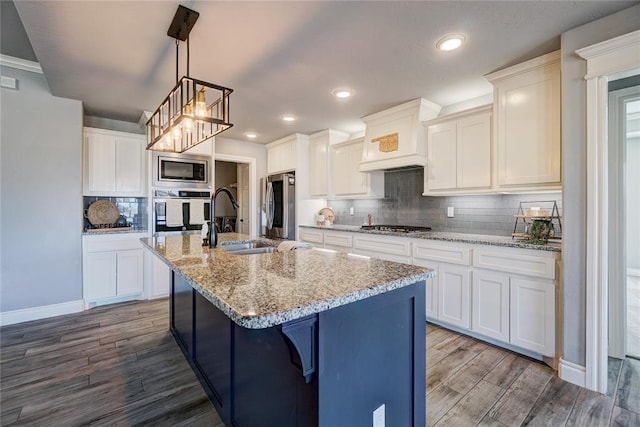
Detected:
left=281, top=114, right=296, bottom=122
left=436, top=34, right=466, bottom=51
left=244, top=132, right=257, bottom=139
left=333, top=89, right=353, bottom=99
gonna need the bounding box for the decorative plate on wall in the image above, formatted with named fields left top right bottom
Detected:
left=319, top=207, right=335, bottom=224
left=85, top=200, right=120, bottom=226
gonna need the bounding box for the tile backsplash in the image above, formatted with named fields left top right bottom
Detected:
left=83, top=197, right=148, bottom=230
left=328, top=168, right=562, bottom=237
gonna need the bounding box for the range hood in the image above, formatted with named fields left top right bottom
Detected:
left=360, top=98, right=441, bottom=172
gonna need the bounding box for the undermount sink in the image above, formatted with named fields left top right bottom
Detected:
left=221, top=240, right=276, bottom=255
left=225, top=247, right=276, bottom=255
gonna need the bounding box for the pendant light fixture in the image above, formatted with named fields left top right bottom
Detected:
left=146, top=5, right=233, bottom=153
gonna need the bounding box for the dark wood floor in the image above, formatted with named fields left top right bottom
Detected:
left=1, top=299, right=638, bottom=426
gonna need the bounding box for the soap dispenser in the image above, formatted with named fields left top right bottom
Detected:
left=201, top=221, right=210, bottom=246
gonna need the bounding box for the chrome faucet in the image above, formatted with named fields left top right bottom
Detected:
left=209, top=187, right=239, bottom=247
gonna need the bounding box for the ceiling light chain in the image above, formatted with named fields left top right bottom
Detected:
left=146, top=5, right=234, bottom=153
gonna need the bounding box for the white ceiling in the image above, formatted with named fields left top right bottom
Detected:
left=10, top=1, right=639, bottom=143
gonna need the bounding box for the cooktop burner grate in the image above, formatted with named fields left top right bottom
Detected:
left=360, top=224, right=432, bottom=233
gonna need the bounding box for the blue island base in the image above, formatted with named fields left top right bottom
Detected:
left=170, top=271, right=426, bottom=427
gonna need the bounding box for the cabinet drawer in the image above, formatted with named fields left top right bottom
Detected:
left=473, top=249, right=556, bottom=280
left=353, top=235, right=411, bottom=257
left=324, top=232, right=352, bottom=248
left=299, top=229, right=323, bottom=244
left=412, top=241, right=471, bottom=266
left=84, top=235, right=144, bottom=253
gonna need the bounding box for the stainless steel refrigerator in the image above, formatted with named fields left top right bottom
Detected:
left=261, top=172, right=295, bottom=239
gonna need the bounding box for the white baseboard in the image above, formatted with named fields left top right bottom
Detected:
left=0, top=299, right=85, bottom=327
left=558, top=358, right=586, bottom=388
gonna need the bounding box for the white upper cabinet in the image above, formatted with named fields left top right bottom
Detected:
left=331, top=138, right=384, bottom=199
left=83, top=127, right=146, bottom=196
left=424, top=106, right=492, bottom=194
left=267, top=135, right=297, bottom=174
left=486, top=51, right=561, bottom=191
left=308, top=129, right=350, bottom=197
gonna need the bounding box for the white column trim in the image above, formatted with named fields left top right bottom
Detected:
left=0, top=300, right=85, bottom=326
left=576, top=29, right=640, bottom=394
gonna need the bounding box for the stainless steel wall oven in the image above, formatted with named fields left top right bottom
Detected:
left=153, top=190, right=210, bottom=235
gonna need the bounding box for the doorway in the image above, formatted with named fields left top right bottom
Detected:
left=608, top=82, right=640, bottom=361
left=213, top=154, right=258, bottom=238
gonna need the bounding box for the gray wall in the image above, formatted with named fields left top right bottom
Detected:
left=1, top=66, right=83, bottom=312
left=329, top=168, right=562, bottom=237
left=561, top=4, right=640, bottom=366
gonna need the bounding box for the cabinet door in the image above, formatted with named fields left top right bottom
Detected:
left=280, top=141, right=296, bottom=172
left=115, top=136, right=145, bottom=195
left=267, top=145, right=280, bottom=174
left=457, top=113, right=491, bottom=189
left=85, top=252, right=117, bottom=300
left=496, top=67, right=561, bottom=187
left=267, top=142, right=296, bottom=174
left=349, top=143, right=368, bottom=195
left=151, top=254, right=171, bottom=298
left=472, top=271, right=509, bottom=342
left=332, top=144, right=351, bottom=196
left=438, top=264, right=471, bottom=329
left=85, top=131, right=116, bottom=194
left=509, top=277, right=555, bottom=356
left=308, top=137, right=328, bottom=196
left=116, top=249, right=143, bottom=296
left=426, top=122, right=457, bottom=190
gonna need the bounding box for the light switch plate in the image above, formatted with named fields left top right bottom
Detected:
left=350, top=206, right=354, bottom=216
left=447, top=206, right=454, bottom=218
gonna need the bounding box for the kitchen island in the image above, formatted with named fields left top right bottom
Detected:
left=142, top=233, right=433, bottom=427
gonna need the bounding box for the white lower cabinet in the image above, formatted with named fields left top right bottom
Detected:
left=437, top=264, right=471, bottom=329
left=509, top=277, right=556, bottom=356
left=144, top=247, right=171, bottom=299
left=472, top=271, right=510, bottom=342
left=85, top=252, right=117, bottom=300
left=83, top=233, right=146, bottom=306
left=299, top=227, right=559, bottom=359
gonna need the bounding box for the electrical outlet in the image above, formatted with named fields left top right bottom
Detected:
left=447, top=206, right=454, bottom=218
left=373, top=404, right=385, bottom=427
left=350, top=206, right=354, bottom=216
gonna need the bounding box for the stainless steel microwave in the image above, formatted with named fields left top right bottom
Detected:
left=153, top=152, right=211, bottom=189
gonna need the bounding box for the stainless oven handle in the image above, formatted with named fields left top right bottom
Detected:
left=266, top=181, right=275, bottom=229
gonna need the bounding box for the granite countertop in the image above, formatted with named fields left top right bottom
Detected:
left=299, top=224, right=562, bottom=252
left=141, top=233, right=434, bottom=329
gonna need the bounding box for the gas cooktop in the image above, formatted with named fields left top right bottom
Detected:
left=360, top=225, right=432, bottom=233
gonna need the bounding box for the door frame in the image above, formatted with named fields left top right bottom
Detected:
left=576, top=29, right=640, bottom=393
left=214, top=153, right=258, bottom=238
